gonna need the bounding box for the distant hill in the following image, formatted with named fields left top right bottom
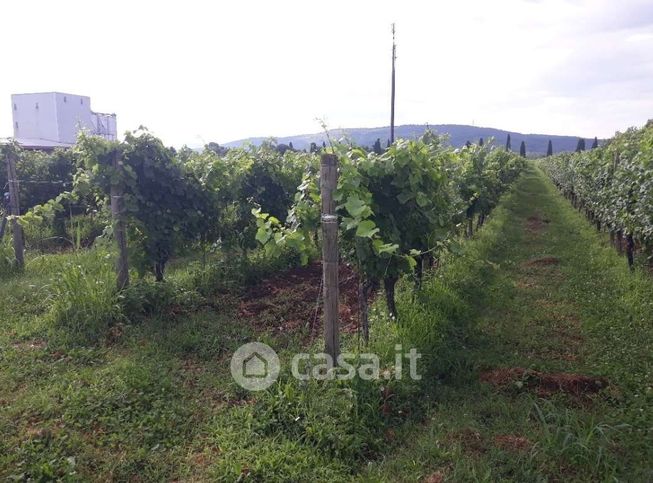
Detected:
left=223, top=124, right=595, bottom=155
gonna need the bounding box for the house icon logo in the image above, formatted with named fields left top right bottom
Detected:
left=230, top=342, right=280, bottom=391
left=243, top=352, right=268, bottom=378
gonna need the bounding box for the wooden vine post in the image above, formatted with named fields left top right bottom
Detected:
left=626, top=233, right=635, bottom=270
left=110, top=148, right=130, bottom=290
left=5, top=146, right=25, bottom=269
left=321, top=153, right=339, bottom=363
left=0, top=215, right=7, bottom=240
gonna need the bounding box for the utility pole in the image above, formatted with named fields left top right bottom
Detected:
left=5, top=145, right=25, bottom=269
left=321, top=153, right=339, bottom=363
left=390, top=23, right=396, bottom=144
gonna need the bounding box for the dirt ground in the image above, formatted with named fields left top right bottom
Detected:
left=238, top=261, right=364, bottom=337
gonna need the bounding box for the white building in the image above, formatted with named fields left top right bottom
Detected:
left=11, top=92, right=117, bottom=149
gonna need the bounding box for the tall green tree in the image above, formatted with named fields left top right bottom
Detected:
left=373, top=138, right=383, bottom=154
left=547, top=139, right=553, bottom=156
left=591, top=137, right=599, bottom=149
left=575, top=138, right=586, bottom=152
left=505, top=134, right=511, bottom=151
left=519, top=141, right=526, bottom=157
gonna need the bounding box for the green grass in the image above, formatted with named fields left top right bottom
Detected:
left=358, top=165, right=653, bottom=482
left=1, top=165, right=652, bottom=481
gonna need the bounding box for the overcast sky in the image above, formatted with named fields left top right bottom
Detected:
left=1, top=0, right=652, bottom=146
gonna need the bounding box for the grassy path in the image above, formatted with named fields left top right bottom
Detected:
left=361, top=165, right=653, bottom=482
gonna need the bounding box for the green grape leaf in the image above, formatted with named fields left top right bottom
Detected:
left=255, top=227, right=271, bottom=245
left=397, top=191, right=413, bottom=204
left=356, top=219, right=379, bottom=238
left=344, top=196, right=370, bottom=218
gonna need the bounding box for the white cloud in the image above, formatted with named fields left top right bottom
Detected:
left=0, top=0, right=651, bottom=145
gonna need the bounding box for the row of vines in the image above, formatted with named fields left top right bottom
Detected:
left=540, top=121, right=653, bottom=268
left=252, top=132, right=525, bottom=331
left=1, top=132, right=311, bottom=278
left=3, top=130, right=526, bottom=337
